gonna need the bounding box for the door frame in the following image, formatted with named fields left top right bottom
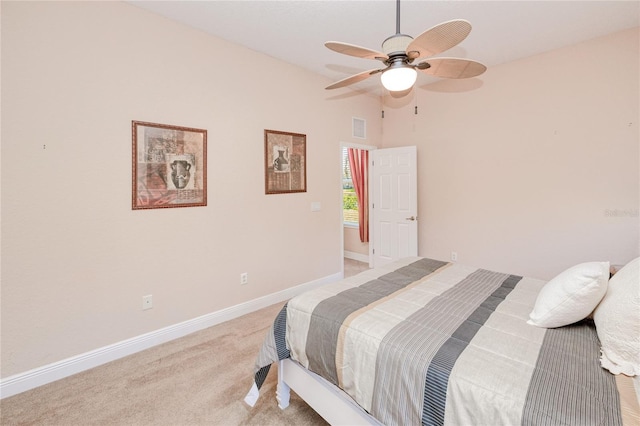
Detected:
left=340, top=142, right=376, bottom=274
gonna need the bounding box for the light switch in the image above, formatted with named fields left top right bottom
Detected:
left=311, top=202, right=321, bottom=212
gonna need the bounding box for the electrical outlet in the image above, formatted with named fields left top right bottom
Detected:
left=451, top=251, right=458, bottom=262
left=240, top=273, right=248, bottom=285
left=142, top=295, right=153, bottom=310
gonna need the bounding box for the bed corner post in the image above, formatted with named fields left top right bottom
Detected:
left=276, top=359, right=291, bottom=409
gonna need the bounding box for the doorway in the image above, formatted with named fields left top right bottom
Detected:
left=341, top=143, right=375, bottom=275
left=340, top=144, right=419, bottom=275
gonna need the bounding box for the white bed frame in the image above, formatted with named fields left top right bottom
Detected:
left=276, top=358, right=384, bottom=425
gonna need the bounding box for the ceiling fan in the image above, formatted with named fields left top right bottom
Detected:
left=325, top=0, right=486, bottom=93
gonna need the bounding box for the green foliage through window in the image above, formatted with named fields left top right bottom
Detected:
left=343, top=190, right=359, bottom=223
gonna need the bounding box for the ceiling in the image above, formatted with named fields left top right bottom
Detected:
left=129, top=1, right=639, bottom=93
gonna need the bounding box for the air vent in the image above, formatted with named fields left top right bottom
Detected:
left=352, top=117, right=366, bottom=139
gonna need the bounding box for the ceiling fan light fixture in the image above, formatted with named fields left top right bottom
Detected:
left=381, top=64, right=417, bottom=92
left=324, top=0, right=485, bottom=94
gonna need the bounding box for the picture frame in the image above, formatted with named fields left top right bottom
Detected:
left=264, top=129, right=307, bottom=194
left=132, top=120, right=207, bottom=210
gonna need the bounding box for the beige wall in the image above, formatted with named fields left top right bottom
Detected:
left=381, top=28, right=639, bottom=280
left=0, top=2, right=382, bottom=377
left=344, top=226, right=369, bottom=257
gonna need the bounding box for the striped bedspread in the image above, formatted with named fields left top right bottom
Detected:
left=249, top=257, right=625, bottom=425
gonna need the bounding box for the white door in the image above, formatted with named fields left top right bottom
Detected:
left=371, top=146, right=418, bottom=268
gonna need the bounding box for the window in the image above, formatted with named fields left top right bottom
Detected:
left=342, top=147, right=359, bottom=225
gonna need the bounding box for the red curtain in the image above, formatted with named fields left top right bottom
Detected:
left=348, top=148, right=369, bottom=243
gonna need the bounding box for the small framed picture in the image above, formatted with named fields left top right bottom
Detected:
left=264, top=129, right=307, bottom=194
left=132, top=120, right=207, bottom=209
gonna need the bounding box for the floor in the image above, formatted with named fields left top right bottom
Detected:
left=344, top=257, right=370, bottom=277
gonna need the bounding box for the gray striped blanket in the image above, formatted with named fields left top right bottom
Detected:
left=249, top=257, right=624, bottom=425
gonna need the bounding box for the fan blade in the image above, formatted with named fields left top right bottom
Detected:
left=406, top=19, right=472, bottom=59
left=417, top=57, right=486, bottom=79
left=325, top=69, right=383, bottom=90
left=325, top=41, right=388, bottom=61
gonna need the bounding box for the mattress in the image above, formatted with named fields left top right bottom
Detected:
left=249, top=257, right=635, bottom=425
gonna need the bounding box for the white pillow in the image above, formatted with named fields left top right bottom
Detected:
left=527, top=261, right=610, bottom=328
left=593, top=257, right=640, bottom=376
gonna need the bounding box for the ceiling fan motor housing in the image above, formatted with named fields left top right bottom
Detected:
left=382, top=34, right=413, bottom=57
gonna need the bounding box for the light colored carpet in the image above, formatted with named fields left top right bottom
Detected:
left=1, top=260, right=369, bottom=425
left=1, top=302, right=327, bottom=426
left=343, top=258, right=370, bottom=276
left=0, top=304, right=326, bottom=426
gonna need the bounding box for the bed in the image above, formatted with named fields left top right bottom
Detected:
left=245, top=256, right=640, bottom=425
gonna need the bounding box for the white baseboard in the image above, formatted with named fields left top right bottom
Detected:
left=0, top=272, right=341, bottom=399
left=344, top=250, right=369, bottom=263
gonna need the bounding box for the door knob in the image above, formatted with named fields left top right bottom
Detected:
left=405, top=216, right=417, bottom=221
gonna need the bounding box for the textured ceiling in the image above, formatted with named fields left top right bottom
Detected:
left=129, top=1, right=640, bottom=93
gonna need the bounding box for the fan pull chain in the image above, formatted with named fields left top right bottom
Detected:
left=415, top=106, right=418, bottom=115
left=382, top=110, right=385, bottom=119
